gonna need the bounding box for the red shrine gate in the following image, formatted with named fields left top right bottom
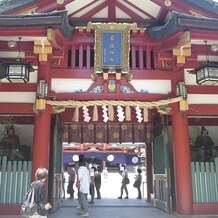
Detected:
left=0, top=0, right=218, bottom=216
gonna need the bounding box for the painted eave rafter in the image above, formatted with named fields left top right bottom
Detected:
left=1, top=0, right=218, bottom=25
left=0, top=0, right=36, bottom=14
left=66, top=1, right=155, bottom=25
left=184, top=0, right=218, bottom=16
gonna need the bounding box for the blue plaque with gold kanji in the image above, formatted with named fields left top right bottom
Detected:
left=101, top=31, right=122, bottom=67
left=87, top=22, right=137, bottom=80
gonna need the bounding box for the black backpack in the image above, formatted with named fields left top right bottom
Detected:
left=20, top=181, right=39, bottom=217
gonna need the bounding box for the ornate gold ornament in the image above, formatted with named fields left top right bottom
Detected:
left=108, top=80, right=116, bottom=92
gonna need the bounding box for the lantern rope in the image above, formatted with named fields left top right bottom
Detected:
left=45, top=96, right=182, bottom=109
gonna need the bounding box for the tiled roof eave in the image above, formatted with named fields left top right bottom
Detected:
left=147, top=11, right=218, bottom=40
left=0, top=10, right=73, bottom=38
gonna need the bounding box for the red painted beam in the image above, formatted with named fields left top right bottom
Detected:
left=108, top=0, right=116, bottom=20
left=131, top=70, right=173, bottom=79
left=188, top=118, right=218, bottom=126
left=0, top=83, right=37, bottom=92
left=191, top=30, right=218, bottom=40
left=0, top=28, right=47, bottom=37
left=188, top=104, right=218, bottom=116
left=0, top=41, right=33, bottom=50
left=0, top=103, right=34, bottom=114
left=50, top=68, right=173, bottom=80
left=187, top=85, right=218, bottom=94
left=191, top=44, right=216, bottom=55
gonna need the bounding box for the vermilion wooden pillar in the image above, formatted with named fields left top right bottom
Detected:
left=32, top=107, right=52, bottom=179
left=32, top=62, right=51, bottom=179
left=146, top=143, right=153, bottom=201
left=171, top=103, right=193, bottom=215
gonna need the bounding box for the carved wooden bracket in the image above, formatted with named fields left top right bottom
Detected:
left=34, top=39, right=52, bottom=62
left=173, top=31, right=191, bottom=64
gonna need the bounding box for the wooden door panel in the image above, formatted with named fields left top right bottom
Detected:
left=154, top=174, right=167, bottom=211
left=153, top=116, right=172, bottom=213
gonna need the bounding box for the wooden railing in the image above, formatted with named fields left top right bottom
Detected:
left=0, top=156, right=32, bottom=204
left=191, top=158, right=218, bottom=203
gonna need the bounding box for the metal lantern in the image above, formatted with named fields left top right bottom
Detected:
left=37, top=80, right=48, bottom=98
left=176, top=82, right=187, bottom=99
left=189, top=62, right=218, bottom=85
left=5, top=62, right=34, bottom=83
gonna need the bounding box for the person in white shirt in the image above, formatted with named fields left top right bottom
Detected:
left=78, top=158, right=90, bottom=217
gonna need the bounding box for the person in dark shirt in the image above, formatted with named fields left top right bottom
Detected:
left=31, top=167, right=52, bottom=218
left=118, top=164, right=129, bottom=199
left=134, top=168, right=142, bottom=199
left=67, top=163, right=76, bottom=199
left=94, top=166, right=102, bottom=199
left=88, top=166, right=96, bottom=204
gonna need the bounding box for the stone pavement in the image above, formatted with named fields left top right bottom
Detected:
left=1, top=198, right=217, bottom=218
left=50, top=198, right=177, bottom=218
left=0, top=172, right=217, bottom=218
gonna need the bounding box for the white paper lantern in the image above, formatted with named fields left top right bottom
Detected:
left=132, top=156, right=139, bottom=164
left=107, top=154, right=114, bottom=162
left=72, top=154, right=79, bottom=162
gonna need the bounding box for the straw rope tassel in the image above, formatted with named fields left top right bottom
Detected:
left=92, top=105, right=98, bottom=121
left=108, top=105, right=114, bottom=121
left=72, top=107, right=79, bottom=122
left=125, top=106, right=131, bottom=121
left=143, top=107, right=148, bottom=122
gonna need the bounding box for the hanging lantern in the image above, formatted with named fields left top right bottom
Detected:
left=4, top=37, right=34, bottom=83
left=5, top=62, right=34, bottom=83
left=189, top=62, right=218, bottom=85
left=189, top=41, right=218, bottom=85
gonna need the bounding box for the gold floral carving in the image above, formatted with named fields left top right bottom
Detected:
left=113, top=132, right=119, bottom=139
left=121, top=124, right=127, bottom=130
left=97, top=132, right=103, bottom=139
left=88, top=124, right=94, bottom=130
